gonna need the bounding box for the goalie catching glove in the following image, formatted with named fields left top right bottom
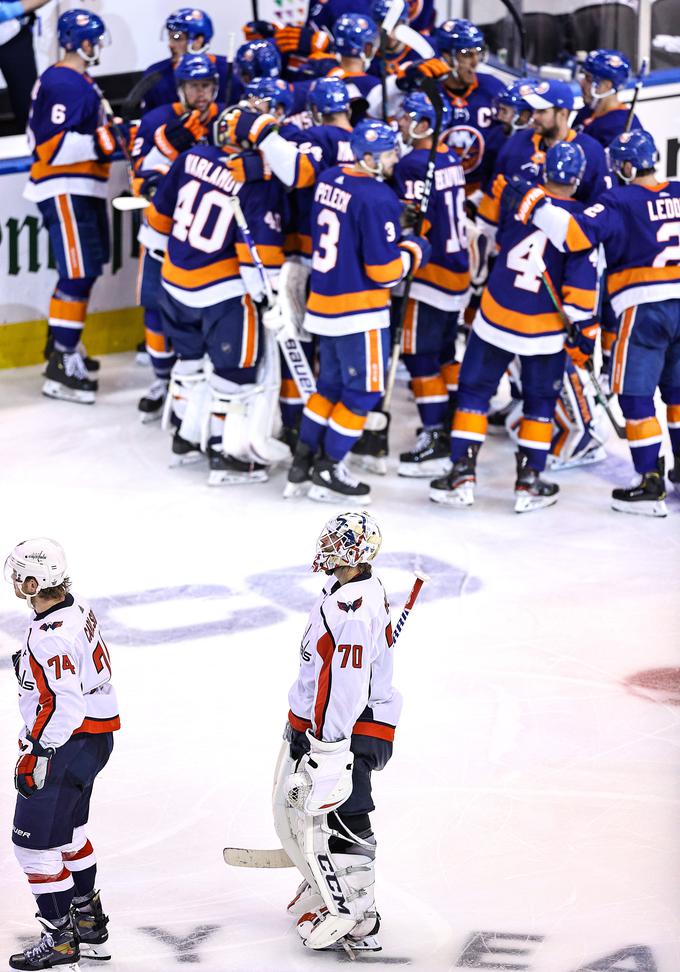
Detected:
left=15, top=732, right=55, bottom=799
left=294, top=731, right=354, bottom=815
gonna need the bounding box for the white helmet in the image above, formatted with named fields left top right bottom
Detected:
left=312, top=512, right=382, bottom=573
left=4, top=538, right=68, bottom=595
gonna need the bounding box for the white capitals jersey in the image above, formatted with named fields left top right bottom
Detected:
left=288, top=569, right=403, bottom=744
left=14, top=593, right=120, bottom=751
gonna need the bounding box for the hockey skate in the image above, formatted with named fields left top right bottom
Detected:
left=9, top=916, right=80, bottom=971
left=170, top=431, right=203, bottom=467
left=43, top=351, right=97, bottom=405
left=350, top=426, right=388, bottom=476
left=398, top=427, right=451, bottom=478
left=308, top=455, right=371, bottom=503
left=611, top=459, right=668, bottom=517
left=283, top=442, right=315, bottom=498
left=72, top=890, right=110, bottom=961
left=135, top=340, right=150, bottom=366
left=429, top=444, right=478, bottom=507
left=137, top=379, right=168, bottom=423
left=514, top=451, right=559, bottom=513
left=77, top=342, right=100, bottom=374
left=669, top=454, right=680, bottom=495
left=548, top=437, right=607, bottom=471
left=207, top=452, right=268, bottom=486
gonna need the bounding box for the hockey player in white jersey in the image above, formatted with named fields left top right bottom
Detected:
left=5, top=538, right=119, bottom=971
left=273, top=512, right=402, bottom=955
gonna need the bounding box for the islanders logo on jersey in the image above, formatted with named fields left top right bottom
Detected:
left=442, top=125, right=485, bottom=174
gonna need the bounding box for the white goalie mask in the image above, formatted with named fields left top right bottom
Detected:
left=4, top=538, right=68, bottom=601
left=312, top=511, right=382, bottom=573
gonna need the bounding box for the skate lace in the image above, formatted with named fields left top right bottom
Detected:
left=25, top=934, right=55, bottom=961
left=63, top=352, right=88, bottom=381
left=413, top=428, right=433, bottom=451
left=335, top=461, right=360, bottom=487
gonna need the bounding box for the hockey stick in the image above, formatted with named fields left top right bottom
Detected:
left=354, top=78, right=444, bottom=465
left=224, top=32, right=237, bottom=107
left=119, top=69, right=163, bottom=120
left=624, top=57, right=648, bottom=134
left=224, top=571, right=429, bottom=869
left=495, top=0, right=527, bottom=72
left=532, top=251, right=626, bottom=439
left=378, top=0, right=406, bottom=121
left=228, top=196, right=317, bottom=401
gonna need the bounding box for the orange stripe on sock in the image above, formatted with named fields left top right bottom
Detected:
left=304, top=392, right=334, bottom=422
left=626, top=417, right=662, bottom=442
left=440, top=362, right=460, bottom=390
left=412, top=375, right=447, bottom=400
left=453, top=410, right=487, bottom=436
left=145, top=328, right=167, bottom=353
left=329, top=401, right=367, bottom=433
left=519, top=417, right=553, bottom=445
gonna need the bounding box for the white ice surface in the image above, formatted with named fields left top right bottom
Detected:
left=1, top=353, right=680, bottom=972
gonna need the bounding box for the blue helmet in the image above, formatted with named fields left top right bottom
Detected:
left=433, top=19, right=486, bottom=56
left=165, top=8, right=214, bottom=46
left=235, top=40, right=281, bottom=83
left=523, top=79, right=575, bottom=111
left=370, top=0, right=408, bottom=25
left=351, top=119, right=397, bottom=160
left=245, top=77, right=294, bottom=116
left=583, top=49, right=631, bottom=94
left=399, top=91, right=452, bottom=138
left=57, top=9, right=107, bottom=59
left=494, top=79, right=536, bottom=131
left=544, top=142, right=586, bottom=186
left=333, top=13, right=379, bottom=57
left=608, top=130, right=658, bottom=181
left=308, top=77, right=350, bottom=116
left=175, top=52, right=218, bottom=84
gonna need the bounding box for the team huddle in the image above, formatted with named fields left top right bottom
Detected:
left=23, top=5, right=680, bottom=516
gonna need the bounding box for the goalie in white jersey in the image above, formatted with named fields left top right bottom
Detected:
left=273, top=512, right=402, bottom=955
left=4, top=538, right=119, bottom=972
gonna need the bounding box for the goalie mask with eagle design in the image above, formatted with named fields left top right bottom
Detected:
left=312, top=512, right=382, bottom=573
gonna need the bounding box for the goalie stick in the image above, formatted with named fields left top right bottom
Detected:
left=223, top=571, right=429, bottom=869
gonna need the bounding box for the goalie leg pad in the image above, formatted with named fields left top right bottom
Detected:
left=207, top=371, right=289, bottom=466
left=548, top=360, right=607, bottom=471
left=162, top=358, right=209, bottom=442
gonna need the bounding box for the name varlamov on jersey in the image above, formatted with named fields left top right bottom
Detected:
left=314, top=181, right=351, bottom=213
left=184, top=152, right=237, bottom=192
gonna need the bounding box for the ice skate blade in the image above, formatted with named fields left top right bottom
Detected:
left=208, top=469, right=268, bottom=486
left=169, top=451, right=203, bottom=467
left=42, top=380, right=95, bottom=405
left=398, top=458, right=451, bottom=478
left=548, top=446, right=607, bottom=471
left=514, top=492, right=558, bottom=513
left=79, top=941, right=111, bottom=960
left=429, top=484, right=474, bottom=507
left=283, top=480, right=311, bottom=499
left=611, top=497, right=667, bottom=518
left=350, top=454, right=387, bottom=476
left=139, top=408, right=163, bottom=424
left=323, top=935, right=382, bottom=954
left=308, top=484, right=371, bottom=505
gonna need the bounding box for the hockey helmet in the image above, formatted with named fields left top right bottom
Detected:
left=544, top=141, right=586, bottom=187
left=433, top=19, right=486, bottom=57
left=234, top=40, right=281, bottom=84
left=351, top=118, right=398, bottom=158
left=245, top=77, right=294, bottom=117
left=4, top=538, right=68, bottom=597
left=308, top=77, right=351, bottom=117
left=523, top=79, right=575, bottom=111
left=313, top=513, right=382, bottom=573
left=57, top=10, right=108, bottom=63
left=607, top=130, right=658, bottom=182
left=399, top=91, right=452, bottom=141
left=493, top=78, right=536, bottom=131
left=582, top=49, right=631, bottom=97
left=332, top=13, right=379, bottom=58
left=165, top=8, right=214, bottom=49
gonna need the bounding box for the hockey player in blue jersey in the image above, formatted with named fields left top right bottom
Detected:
left=25, top=9, right=116, bottom=405
left=140, top=8, right=239, bottom=112
left=324, top=12, right=381, bottom=107
left=131, top=52, right=222, bottom=421
left=431, top=142, right=598, bottom=513
left=573, top=49, right=642, bottom=147
left=510, top=130, right=680, bottom=516
left=274, top=119, right=431, bottom=502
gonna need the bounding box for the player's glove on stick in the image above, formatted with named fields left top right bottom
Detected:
left=399, top=234, right=432, bottom=273
left=157, top=110, right=207, bottom=155
left=275, top=24, right=329, bottom=55
left=224, top=109, right=278, bottom=148
left=565, top=321, right=599, bottom=368
left=396, top=57, right=450, bottom=90
left=15, top=733, right=55, bottom=799
left=93, top=125, right=117, bottom=162
left=504, top=174, right=548, bottom=225
left=298, top=731, right=354, bottom=815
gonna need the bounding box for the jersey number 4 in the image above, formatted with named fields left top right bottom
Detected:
left=506, top=230, right=548, bottom=293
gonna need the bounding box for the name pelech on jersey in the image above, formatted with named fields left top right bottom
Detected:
left=287, top=570, right=402, bottom=743
left=141, top=145, right=285, bottom=307
left=441, top=72, right=505, bottom=193
left=392, top=145, right=470, bottom=310
left=304, top=166, right=408, bottom=336
left=285, top=124, right=354, bottom=260
left=475, top=185, right=597, bottom=355
left=25, top=65, right=110, bottom=202
left=15, top=593, right=120, bottom=751
left=563, top=182, right=680, bottom=316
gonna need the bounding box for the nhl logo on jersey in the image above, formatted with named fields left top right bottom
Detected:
left=338, top=597, right=363, bottom=613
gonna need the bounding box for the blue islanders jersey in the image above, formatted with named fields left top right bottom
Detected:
left=545, top=181, right=680, bottom=316
left=475, top=183, right=597, bottom=355
left=572, top=104, right=642, bottom=147
left=305, top=165, right=410, bottom=335
left=143, top=145, right=285, bottom=308
left=482, top=127, right=611, bottom=209
left=307, top=0, right=434, bottom=33
left=141, top=54, right=242, bottom=112
left=25, top=64, right=110, bottom=202
left=325, top=67, right=381, bottom=102
left=131, top=101, right=221, bottom=181
left=392, top=145, right=470, bottom=310
left=441, top=71, right=505, bottom=193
